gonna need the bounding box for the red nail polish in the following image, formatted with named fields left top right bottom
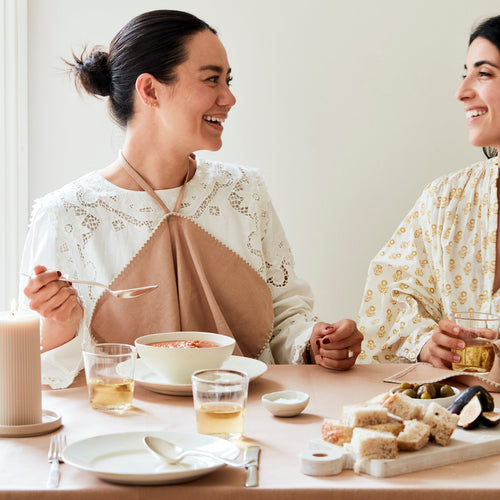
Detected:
left=68, top=282, right=73, bottom=286
left=322, top=338, right=330, bottom=345
left=57, top=271, right=62, bottom=277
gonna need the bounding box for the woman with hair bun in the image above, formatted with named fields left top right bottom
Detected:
left=358, top=15, right=500, bottom=368
left=21, top=10, right=362, bottom=388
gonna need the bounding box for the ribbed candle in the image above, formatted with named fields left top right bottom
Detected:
left=0, top=311, right=42, bottom=426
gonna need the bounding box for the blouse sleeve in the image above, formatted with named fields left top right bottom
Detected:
left=257, top=180, right=317, bottom=364
left=19, top=196, right=84, bottom=389
left=19, top=197, right=61, bottom=282
left=357, top=186, right=443, bottom=363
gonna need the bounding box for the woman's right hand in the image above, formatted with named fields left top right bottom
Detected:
left=23, top=265, right=83, bottom=351
left=418, top=319, right=465, bottom=368
left=310, top=319, right=363, bottom=370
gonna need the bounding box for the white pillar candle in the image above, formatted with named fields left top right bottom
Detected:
left=0, top=307, right=42, bottom=426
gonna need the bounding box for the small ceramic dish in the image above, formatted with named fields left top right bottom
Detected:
left=389, top=385, right=460, bottom=408
left=261, top=390, right=310, bottom=417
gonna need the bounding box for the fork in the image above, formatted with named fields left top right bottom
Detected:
left=47, top=432, right=66, bottom=488
left=21, top=272, right=158, bottom=299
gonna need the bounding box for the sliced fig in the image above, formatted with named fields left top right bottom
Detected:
left=476, top=387, right=495, bottom=412
left=481, top=411, right=500, bottom=427
left=448, top=385, right=494, bottom=414
left=458, top=394, right=483, bottom=430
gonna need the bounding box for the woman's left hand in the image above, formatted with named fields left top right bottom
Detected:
left=309, top=319, right=363, bottom=370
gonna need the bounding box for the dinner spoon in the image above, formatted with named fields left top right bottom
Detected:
left=142, top=436, right=249, bottom=468
left=20, top=273, right=158, bottom=299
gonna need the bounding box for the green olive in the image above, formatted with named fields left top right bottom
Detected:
left=440, top=385, right=455, bottom=398
left=399, top=382, right=412, bottom=390
left=416, top=385, right=426, bottom=397
left=433, top=383, right=443, bottom=393
left=421, top=390, right=432, bottom=399
left=403, top=389, right=418, bottom=398
left=423, top=383, right=437, bottom=398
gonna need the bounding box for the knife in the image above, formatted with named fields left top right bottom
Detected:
left=244, top=445, right=260, bottom=487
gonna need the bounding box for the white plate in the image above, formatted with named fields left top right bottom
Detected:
left=0, top=409, right=62, bottom=437
left=62, top=431, right=240, bottom=485
left=134, top=355, right=268, bottom=396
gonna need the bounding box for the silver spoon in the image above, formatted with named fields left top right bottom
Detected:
left=142, top=436, right=249, bottom=468
left=20, top=273, right=158, bottom=300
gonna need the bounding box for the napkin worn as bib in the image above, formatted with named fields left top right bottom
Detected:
left=90, top=156, right=273, bottom=358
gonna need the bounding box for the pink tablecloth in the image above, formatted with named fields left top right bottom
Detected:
left=1, top=363, right=500, bottom=499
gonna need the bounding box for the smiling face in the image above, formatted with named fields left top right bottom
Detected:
left=456, top=37, right=500, bottom=151
left=154, top=29, right=236, bottom=153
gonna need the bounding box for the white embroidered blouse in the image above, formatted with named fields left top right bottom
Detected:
left=358, top=158, right=499, bottom=364
left=20, top=158, right=317, bottom=388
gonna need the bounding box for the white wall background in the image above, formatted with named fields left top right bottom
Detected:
left=17, top=0, right=499, bottom=319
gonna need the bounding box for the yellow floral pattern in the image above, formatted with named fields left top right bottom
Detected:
left=358, top=158, right=499, bottom=364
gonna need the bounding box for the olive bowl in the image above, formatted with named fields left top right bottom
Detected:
left=389, top=385, right=461, bottom=408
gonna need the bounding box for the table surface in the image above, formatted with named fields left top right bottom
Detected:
left=1, top=363, right=499, bottom=500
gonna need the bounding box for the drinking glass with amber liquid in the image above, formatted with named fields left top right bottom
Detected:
left=452, top=312, right=500, bottom=373
left=82, top=343, right=136, bottom=411
left=192, top=369, right=249, bottom=440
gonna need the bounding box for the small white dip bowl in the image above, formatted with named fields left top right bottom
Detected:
left=261, top=390, right=310, bottom=417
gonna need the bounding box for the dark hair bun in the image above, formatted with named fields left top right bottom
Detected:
left=66, top=11, right=216, bottom=126
left=71, top=47, right=111, bottom=97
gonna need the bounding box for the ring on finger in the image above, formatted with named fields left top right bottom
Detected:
left=347, top=349, right=354, bottom=359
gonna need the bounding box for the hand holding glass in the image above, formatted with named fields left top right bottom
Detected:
left=451, top=312, right=500, bottom=373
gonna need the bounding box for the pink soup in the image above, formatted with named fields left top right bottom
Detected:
left=149, top=340, right=220, bottom=349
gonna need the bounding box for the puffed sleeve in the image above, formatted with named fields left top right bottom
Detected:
left=256, top=178, right=318, bottom=364
left=19, top=196, right=84, bottom=389
left=357, top=184, right=443, bottom=363
left=19, top=197, right=61, bottom=283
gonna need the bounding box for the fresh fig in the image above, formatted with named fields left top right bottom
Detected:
left=448, top=385, right=494, bottom=414
left=481, top=411, right=500, bottom=427
left=458, top=395, right=484, bottom=430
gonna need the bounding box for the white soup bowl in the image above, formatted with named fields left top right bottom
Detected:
left=135, top=332, right=235, bottom=384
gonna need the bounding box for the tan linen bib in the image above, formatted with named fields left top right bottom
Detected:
left=90, top=156, right=273, bottom=358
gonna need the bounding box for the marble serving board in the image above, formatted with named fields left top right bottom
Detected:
left=309, top=424, right=500, bottom=477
